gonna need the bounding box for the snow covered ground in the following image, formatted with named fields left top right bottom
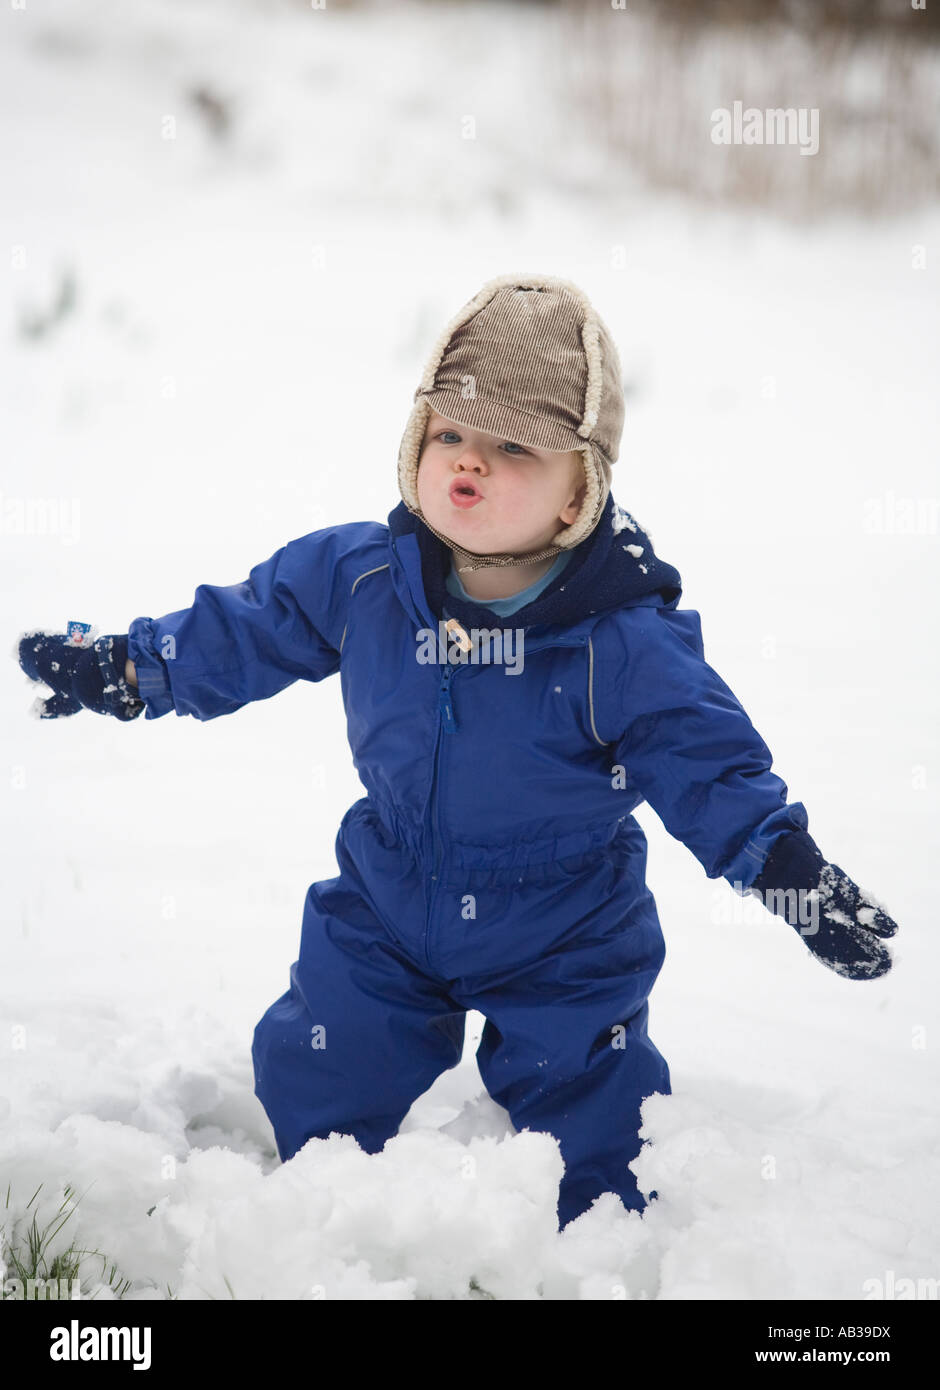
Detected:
left=2, top=0, right=938, bottom=1300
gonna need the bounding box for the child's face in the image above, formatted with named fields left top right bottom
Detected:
left=416, top=410, right=586, bottom=556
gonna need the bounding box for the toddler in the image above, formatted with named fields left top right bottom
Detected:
left=17, top=273, right=899, bottom=1230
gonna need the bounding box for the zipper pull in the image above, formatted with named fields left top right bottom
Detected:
left=439, top=666, right=457, bottom=733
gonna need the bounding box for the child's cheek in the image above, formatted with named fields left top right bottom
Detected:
left=502, top=479, right=536, bottom=524
left=415, top=453, right=432, bottom=503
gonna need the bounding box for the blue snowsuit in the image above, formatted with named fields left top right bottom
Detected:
left=127, top=494, right=808, bottom=1228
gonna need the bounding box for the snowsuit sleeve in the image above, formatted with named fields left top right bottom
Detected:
left=592, top=604, right=809, bottom=890
left=127, top=521, right=383, bottom=721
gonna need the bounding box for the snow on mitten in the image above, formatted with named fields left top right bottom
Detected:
left=748, top=830, right=898, bottom=981
left=16, top=629, right=144, bottom=722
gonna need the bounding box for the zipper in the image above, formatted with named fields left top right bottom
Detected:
left=438, top=658, right=457, bottom=734
left=424, top=661, right=460, bottom=970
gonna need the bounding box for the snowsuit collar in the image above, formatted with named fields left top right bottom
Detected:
left=386, top=493, right=683, bottom=634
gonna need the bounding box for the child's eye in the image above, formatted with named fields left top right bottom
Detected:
left=434, top=430, right=528, bottom=455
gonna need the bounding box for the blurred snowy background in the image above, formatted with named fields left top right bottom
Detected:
left=1, top=0, right=938, bottom=1299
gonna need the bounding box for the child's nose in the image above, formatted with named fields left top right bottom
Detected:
left=455, top=446, right=488, bottom=472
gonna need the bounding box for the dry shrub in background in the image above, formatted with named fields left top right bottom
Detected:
left=552, top=0, right=940, bottom=219
left=380, top=0, right=934, bottom=221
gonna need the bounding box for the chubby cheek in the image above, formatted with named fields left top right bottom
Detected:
left=415, top=452, right=439, bottom=505
left=500, top=471, right=561, bottom=527
left=494, top=479, right=533, bottom=525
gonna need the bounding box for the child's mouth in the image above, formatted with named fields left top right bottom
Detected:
left=449, top=481, right=483, bottom=509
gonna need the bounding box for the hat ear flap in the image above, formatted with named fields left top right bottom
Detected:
left=548, top=444, right=610, bottom=550
left=397, top=396, right=433, bottom=512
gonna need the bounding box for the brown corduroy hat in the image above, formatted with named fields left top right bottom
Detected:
left=397, top=273, right=625, bottom=570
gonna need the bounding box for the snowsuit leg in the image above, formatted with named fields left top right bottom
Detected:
left=475, top=997, right=669, bottom=1229
left=252, top=869, right=466, bottom=1163
left=464, top=876, right=670, bottom=1230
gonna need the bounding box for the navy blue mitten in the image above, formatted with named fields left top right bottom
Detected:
left=748, top=830, right=898, bottom=981
left=16, top=630, right=144, bottom=722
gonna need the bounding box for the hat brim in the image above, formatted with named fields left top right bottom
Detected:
left=420, top=388, right=584, bottom=456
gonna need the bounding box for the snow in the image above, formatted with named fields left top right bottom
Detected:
left=611, top=505, right=639, bottom=536
left=2, top=0, right=938, bottom=1300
